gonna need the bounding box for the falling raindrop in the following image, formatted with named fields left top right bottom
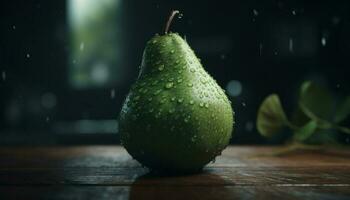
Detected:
left=289, top=38, right=294, bottom=53
left=321, top=37, right=326, bottom=46
left=242, top=102, right=246, bottom=107
left=80, top=42, right=85, bottom=51
left=46, top=116, right=50, bottom=122
left=110, top=89, right=116, bottom=99
left=226, top=80, right=242, bottom=97
left=253, top=9, right=259, bottom=16
left=12, top=25, right=16, bottom=30
left=259, top=43, right=263, bottom=56
left=26, top=53, right=30, bottom=58
left=1, top=71, right=6, bottom=81
left=189, top=100, right=194, bottom=105
left=292, top=10, right=296, bottom=15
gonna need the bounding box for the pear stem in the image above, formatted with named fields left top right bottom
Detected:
left=164, top=10, right=180, bottom=34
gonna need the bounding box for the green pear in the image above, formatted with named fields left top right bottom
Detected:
left=119, top=11, right=234, bottom=173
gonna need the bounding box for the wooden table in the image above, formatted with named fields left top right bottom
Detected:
left=0, top=146, right=349, bottom=200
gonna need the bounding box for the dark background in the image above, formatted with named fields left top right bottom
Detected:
left=0, top=0, right=349, bottom=145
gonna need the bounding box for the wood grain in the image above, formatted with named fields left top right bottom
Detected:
left=0, top=146, right=349, bottom=199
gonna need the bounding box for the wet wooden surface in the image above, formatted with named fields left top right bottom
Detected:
left=0, top=146, right=349, bottom=199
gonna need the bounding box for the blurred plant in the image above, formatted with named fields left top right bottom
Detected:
left=256, top=81, right=350, bottom=154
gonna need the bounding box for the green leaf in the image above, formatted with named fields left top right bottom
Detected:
left=293, top=120, right=317, bottom=142
left=257, top=94, right=289, bottom=137
left=335, top=125, right=350, bottom=135
left=304, top=129, right=339, bottom=145
left=334, top=96, right=350, bottom=123
left=299, top=81, right=333, bottom=121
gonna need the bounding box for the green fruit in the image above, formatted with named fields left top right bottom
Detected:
left=119, top=11, right=234, bottom=173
